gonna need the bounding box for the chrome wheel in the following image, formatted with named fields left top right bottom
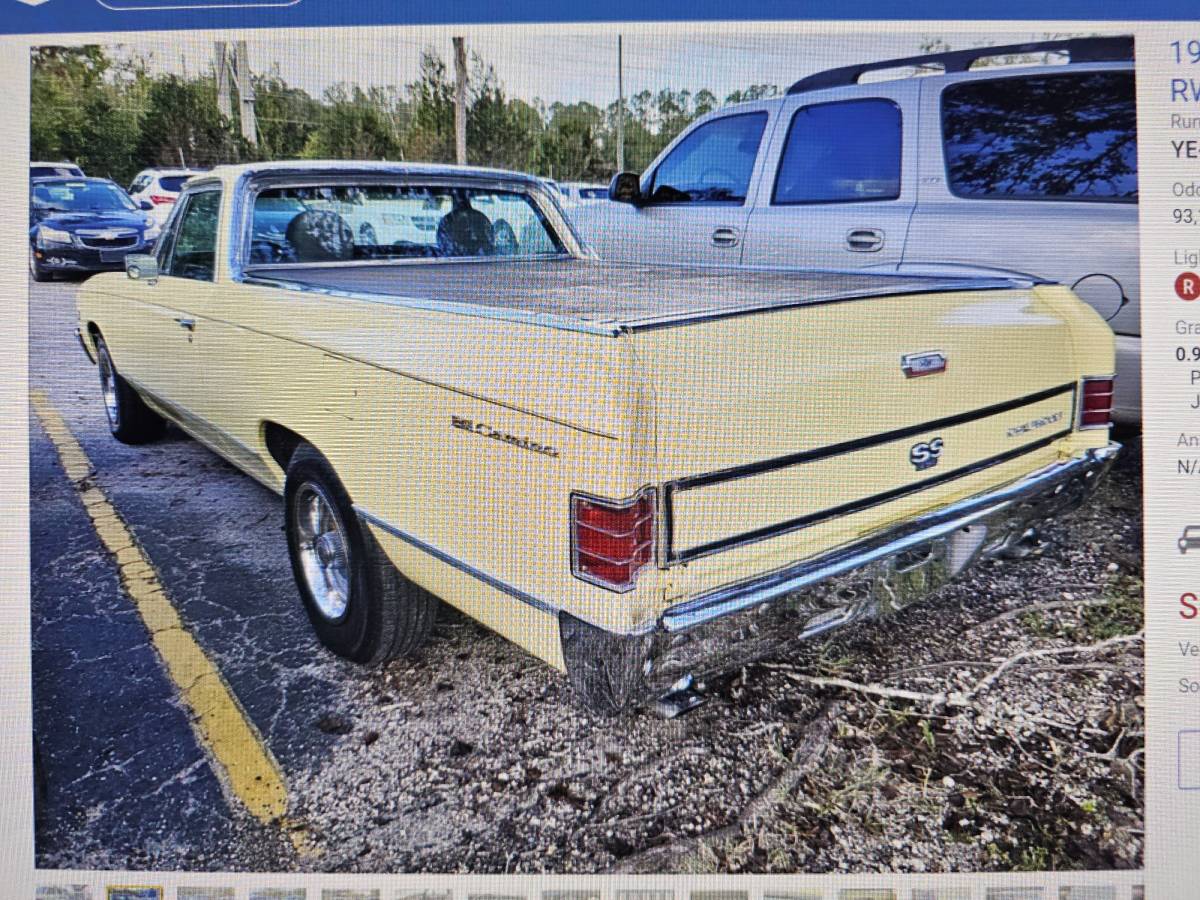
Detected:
left=97, top=345, right=120, bottom=430
left=293, top=481, right=351, bottom=621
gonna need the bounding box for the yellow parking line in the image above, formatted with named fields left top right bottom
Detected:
left=31, top=389, right=292, bottom=829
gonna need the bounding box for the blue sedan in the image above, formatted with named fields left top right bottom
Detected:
left=30, top=177, right=161, bottom=282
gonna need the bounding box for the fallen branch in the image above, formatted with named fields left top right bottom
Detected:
left=607, top=700, right=842, bottom=873
left=975, top=598, right=1111, bottom=631
left=966, top=631, right=1143, bottom=699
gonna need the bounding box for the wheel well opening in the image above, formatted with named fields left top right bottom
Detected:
left=262, top=422, right=305, bottom=473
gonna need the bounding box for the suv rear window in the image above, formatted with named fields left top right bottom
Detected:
left=158, top=175, right=191, bottom=193
left=772, top=98, right=902, bottom=205
left=941, top=71, right=1137, bottom=202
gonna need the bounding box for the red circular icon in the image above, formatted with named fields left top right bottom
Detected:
left=1177, top=271, right=1200, bottom=301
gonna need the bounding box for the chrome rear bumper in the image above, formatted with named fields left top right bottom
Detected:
left=559, top=442, right=1121, bottom=714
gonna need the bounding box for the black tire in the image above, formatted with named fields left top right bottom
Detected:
left=29, top=245, right=52, bottom=282
left=284, top=444, right=436, bottom=665
left=94, top=335, right=165, bottom=444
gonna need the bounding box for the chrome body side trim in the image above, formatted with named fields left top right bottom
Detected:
left=354, top=505, right=560, bottom=618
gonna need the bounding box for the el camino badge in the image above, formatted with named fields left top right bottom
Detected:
left=901, top=351, right=947, bottom=378
left=451, top=416, right=559, bottom=458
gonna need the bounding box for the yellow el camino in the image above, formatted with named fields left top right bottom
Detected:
left=75, top=161, right=1120, bottom=714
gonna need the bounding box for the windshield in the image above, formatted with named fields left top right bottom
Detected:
left=248, top=182, right=565, bottom=265
left=32, top=181, right=136, bottom=213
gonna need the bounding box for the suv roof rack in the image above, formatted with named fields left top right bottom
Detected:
left=785, top=36, right=1134, bottom=95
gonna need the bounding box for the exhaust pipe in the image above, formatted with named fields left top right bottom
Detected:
left=999, top=527, right=1040, bottom=559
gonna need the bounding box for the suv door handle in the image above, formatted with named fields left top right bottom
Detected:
left=845, top=228, right=884, bottom=252
left=712, top=227, right=740, bottom=248
left=174, top=317, right=196, bottom=331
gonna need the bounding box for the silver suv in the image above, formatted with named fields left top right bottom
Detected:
left=574, top=37, right=1139, bottom=422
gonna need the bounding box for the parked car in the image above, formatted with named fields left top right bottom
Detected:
left=573, top=37, right=1140, bottom=423
left=75, top=161, right=1119, bottom=714
left=30, top=176, right=160, bottom=281
left=331, top=191, right=453, bottom=247
left=557, top=182, right=609, bottom=204
left=30, top=160, right=84, bottom=178
left=127, top=167, right=206, bottom=226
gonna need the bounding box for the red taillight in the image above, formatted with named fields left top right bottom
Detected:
left=1080, top=377, right=1114, bottom=429
left=571, top=489, right=655, bottom=592
left=149, top=194, right=176, bottom=205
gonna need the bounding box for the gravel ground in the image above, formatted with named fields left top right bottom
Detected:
left=286, top=438, right=1144, bottom=875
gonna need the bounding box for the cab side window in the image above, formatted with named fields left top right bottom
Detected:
left=772, top=99, right=902, bottom=205
left=646, top=112, right=768, bottom=205
left=162, top=190, right=221, bottom=282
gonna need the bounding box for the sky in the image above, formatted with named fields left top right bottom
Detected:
left=110, top=25, right=1096, bottom=110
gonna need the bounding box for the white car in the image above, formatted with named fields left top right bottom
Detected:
left=30, top=161, right=84, bottom=178
left=573, top=36, right=1140, bottom=422
left=127, top=168, right=206, bottom=226
left=557, top=182, right=609, bottom=204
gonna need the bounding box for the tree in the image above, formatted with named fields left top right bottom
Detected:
left=135, top=74, right=248, bottom=169
left=252, top=69, right=323, bottom=160
left=535, top=102, right=610, bottom=181
left=403, top=49, right=456, bottom=163
left=301, top=84, right=403, bottom=160
left=30, top=46, right=142, bottom=183
left=466, top=58, right=541, bottom=172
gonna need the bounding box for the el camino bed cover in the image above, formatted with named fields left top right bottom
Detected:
left=245, top=258, right=1028, bottom=334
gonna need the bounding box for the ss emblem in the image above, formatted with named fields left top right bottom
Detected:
left=909, top=437, right=944, bottom=471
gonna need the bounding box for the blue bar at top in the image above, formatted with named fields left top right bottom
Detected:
left=0, top=0, right=1183, bottom=36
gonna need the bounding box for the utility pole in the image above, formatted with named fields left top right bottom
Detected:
left=235, top=41, right=258, bottom=148
left=453, top=36, right=468, bottom=166
left=215, top=41, right=233, bottom=119
left=214, top=41, right=258, bottom=149
left=616, top=34, right=625, bottom=172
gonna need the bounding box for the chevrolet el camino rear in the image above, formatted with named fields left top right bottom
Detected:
left=74, top=162, right=1120, bottom=715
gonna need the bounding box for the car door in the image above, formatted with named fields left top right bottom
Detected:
left=577, top=109, right=775, bottom=265
left=138, top=186, right=224, bottom=436
left=739, top=84, right=919, bottom=270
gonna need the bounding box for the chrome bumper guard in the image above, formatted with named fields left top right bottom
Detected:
left=559, top=442, right=1121, bottom=713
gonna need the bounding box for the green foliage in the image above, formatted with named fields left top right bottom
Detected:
left=252, top=69, right=323, bottom=160
left=135, top=74, right=250, bottom=170
left=301, top=84, right=404, bottom=160
left=30, top=46, right=142, bottom=184
left=30, top=43, right=783, bottom=185
left=403, top=50, right=455, bottom=163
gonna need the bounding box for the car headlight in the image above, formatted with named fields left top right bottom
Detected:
left=37, top=226, right=73, bottom=247
left=145, top=224, right=161, bottom=242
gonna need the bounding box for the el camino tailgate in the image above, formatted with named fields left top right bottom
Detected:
left=634, top=284, right=1084, bottom=583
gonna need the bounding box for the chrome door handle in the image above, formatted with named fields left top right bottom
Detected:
left=175, top=317, right=196, bottom=331
left=845, top=228, right=884, bottom=252
left=712, top=227, right=739, bottom=248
